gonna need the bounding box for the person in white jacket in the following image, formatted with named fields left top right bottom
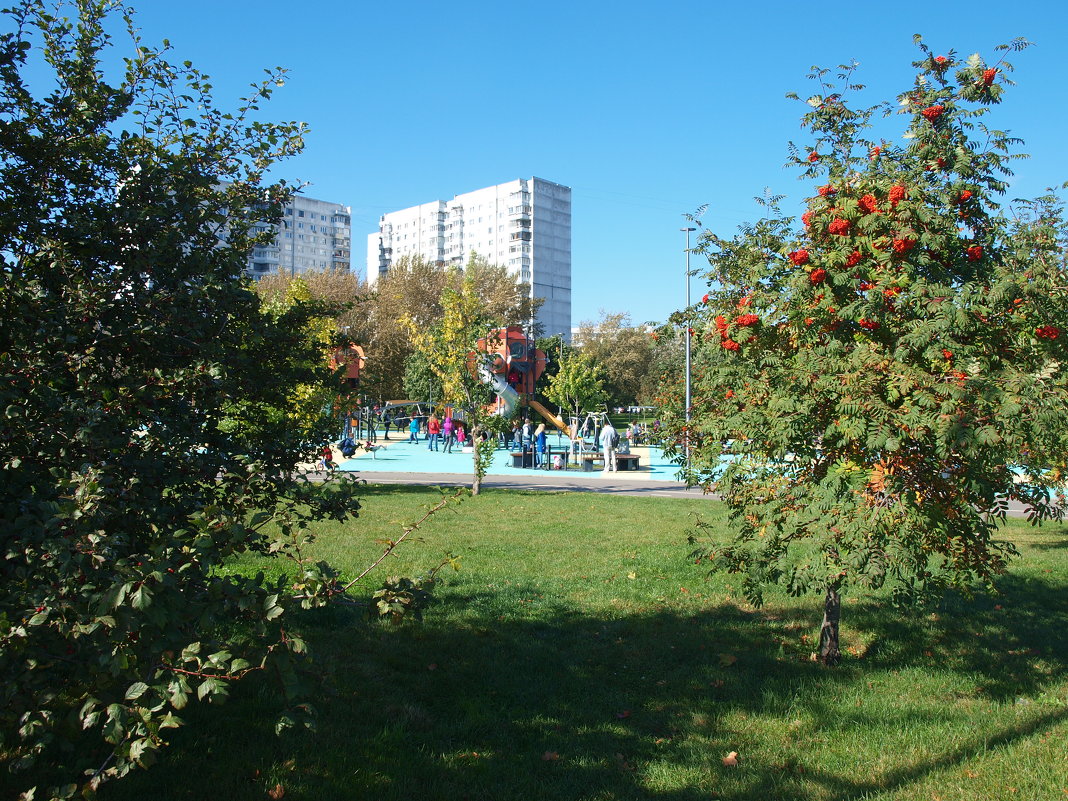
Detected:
left=599, top=421, right=618, bottom=472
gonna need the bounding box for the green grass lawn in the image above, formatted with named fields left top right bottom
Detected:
left=104, top=485, right=1068, bottom=801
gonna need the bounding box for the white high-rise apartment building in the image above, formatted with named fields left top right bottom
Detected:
left=366, top=177, right=571, bottom=338
left=247, top=194, right=352, bottom=277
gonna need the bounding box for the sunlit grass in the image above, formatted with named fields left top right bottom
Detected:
left=104, top=485, right=1067, bottom=801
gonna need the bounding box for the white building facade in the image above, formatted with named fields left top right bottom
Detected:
left=366, top=177, right=571, bottom=338
left=248, top=194, right=352, bottom=277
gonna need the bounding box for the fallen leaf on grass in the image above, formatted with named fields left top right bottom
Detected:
left=722, top=751, right=739, bottom=767
left=627, top=572, right=636, bottom=580
left=267, top=784, right=285, bottom=800
left=542, top=751, right=560, bottom=761
left=718, top=653, right=737, bottom=667
left=616, top=709, right=632, bottom=719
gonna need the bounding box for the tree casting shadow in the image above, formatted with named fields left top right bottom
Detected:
left=100, top=572, right=1067, bottom=801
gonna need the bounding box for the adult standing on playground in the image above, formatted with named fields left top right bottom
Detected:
left=408, top=416, right=420, bottom=444
left=600, top=420, right=619, bottom=472
left=534, top=422, right=547, bottom=468
left=427, top=414, right=441, bottom=451
left=442, top=414, right=455, bottom=453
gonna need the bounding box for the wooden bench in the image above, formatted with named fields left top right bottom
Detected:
left=511, top=448, right=558, bottom=469
left=576, top=453, right=640, bottom=471
left=578, top=453, right=604, bottom=471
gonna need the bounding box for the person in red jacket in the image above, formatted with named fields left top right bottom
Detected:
left=427, top=414, right=441, bottom=451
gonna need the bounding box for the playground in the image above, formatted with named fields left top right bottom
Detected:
left=335, top=325, right=679, bottom=480
left=336, top=436, right=682, bottom=481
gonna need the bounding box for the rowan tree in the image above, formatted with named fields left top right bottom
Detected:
left=660, top=39, right=1068, bottom=664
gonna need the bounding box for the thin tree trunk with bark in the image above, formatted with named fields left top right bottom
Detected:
left=818, top=581, right=842, bottom=666
left=471, top=424, right=482, bottom=495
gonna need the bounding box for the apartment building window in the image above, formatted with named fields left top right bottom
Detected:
left=298, top=210, right=304, bottom=217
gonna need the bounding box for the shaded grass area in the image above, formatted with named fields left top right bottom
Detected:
left=103, top=485, right=1068, bottom=801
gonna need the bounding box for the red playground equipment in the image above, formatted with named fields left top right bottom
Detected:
left=331, top=344, right=366, bottom=389
left=473, top=326, right=568, bottom=433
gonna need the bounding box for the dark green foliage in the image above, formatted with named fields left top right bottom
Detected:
left=0, top=2, right=361, bottom=796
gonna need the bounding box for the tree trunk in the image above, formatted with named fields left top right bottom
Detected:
left=471, top=424, right=482, bottom=496
left=818, top=581, right=842, bottom=666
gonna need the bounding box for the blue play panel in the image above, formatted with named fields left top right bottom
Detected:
left=336, top=436, right=685, bottom=481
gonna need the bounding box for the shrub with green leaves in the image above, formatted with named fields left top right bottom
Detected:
left=661, top=38, right=1068, bottom=664
left=0, top=2, right=363, bottom=797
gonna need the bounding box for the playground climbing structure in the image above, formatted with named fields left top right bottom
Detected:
left=473, top=326, right=574, bottom=437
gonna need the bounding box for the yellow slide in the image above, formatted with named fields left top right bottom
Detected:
left=526, top=399, right=570, bottom=436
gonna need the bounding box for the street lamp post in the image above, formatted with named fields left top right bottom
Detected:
left=681, top=226, right=696, bottom=468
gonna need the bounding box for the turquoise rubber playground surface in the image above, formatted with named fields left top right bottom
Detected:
left=336, top=435, right=685, bottom=482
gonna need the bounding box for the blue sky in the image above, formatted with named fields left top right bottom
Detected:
left=123, top=1, right=1067, bottom=324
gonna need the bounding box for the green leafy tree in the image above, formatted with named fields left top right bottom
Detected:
left=402, top=349, right=444, bottom=405
left=243, top=274, right=353, bottom=440
left=358, top=253, right=539, bottom=401
left=255, top=266, right=366, bottom=341
left=643, top=324, right=684, bottom=408
left=544, top=350, right=608, bottom=420
left=0, top=3, right=366, bottom=795
left=405, top=266, right=503, bottom=495
left=535, top=332, right=571, bottom=390
left=661, top=39, right=1068, bottom=664
left=574, top=311, right=655, bottom=408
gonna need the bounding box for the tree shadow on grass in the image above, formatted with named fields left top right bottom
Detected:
left=101, top=573, right=1067, bottom=801
left=848, top=572, right=1068, bottom=699
left=1028, top=536, right=1068, bottom=551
